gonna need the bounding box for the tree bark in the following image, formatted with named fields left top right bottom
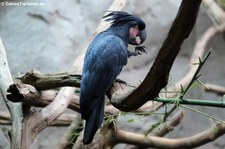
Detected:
left=0, top=38, right=24, bottom=149
left=109, top=0, right=202, bottom=111
left=18, top=69, right=81, bottom=90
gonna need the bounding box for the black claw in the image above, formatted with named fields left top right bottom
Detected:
left=115, top=78, right=127, bottom=85
left=135, top=46, right=147, bottom=55
left=128, top=46, right=148, bottom=57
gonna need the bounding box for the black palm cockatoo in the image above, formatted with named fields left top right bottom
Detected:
left=80, top=11, right=147, bottom=144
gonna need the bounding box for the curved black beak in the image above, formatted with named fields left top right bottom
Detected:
left=139, top=28, right=147, bottom=44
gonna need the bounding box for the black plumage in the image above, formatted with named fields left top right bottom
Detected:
left=80, top=11, right=147, bottom=144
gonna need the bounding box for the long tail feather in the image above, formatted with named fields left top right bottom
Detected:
left=83, top=98, right=105, bottom=144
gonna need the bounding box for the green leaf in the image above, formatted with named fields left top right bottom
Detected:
left=127, top=119, right=135, bottom=123
left=196, top=79, right=207, bottom=91
left=189, top=81, right=197, bottom=90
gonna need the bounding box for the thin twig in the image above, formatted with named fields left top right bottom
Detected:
left=180, top=50, right=212, bottom=99
left=154, top=97, right=225, bottom=108
left=181, top=105, right=225, bottom=124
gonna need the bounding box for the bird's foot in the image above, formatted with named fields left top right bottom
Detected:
left=114, top=78, right=127, bottom=90
left=135, top=46, right=147, bottom=55
left=115, top=78, right=127, bottom=85
left=128, top=46, right=147, bottom=57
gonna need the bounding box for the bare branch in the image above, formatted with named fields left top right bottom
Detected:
left=103, top=121, right=225, bottom=149
left=0, top=111, right=77, bottom=126
left=202, top=0, right=225, bottom=26
left=6, top=83, right=125, bottom=117
left=18, top=69, right=81, bottom=90
left=14, top=87, right=75, bottom=148
left=0, top=38, right=24, bottom=148
left=24, top=87, right=75, bottom=133
left=149, top=111, right=184, bottom=137
left=204, top=83, right=225, bottom=95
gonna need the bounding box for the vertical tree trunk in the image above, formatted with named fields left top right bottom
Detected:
left=0, top=38, right=24, bottom=149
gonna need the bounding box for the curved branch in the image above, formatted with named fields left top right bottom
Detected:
left=18, top=87, right=75, bottom=148
left=103, top=122, right=225, bottom=149
left=33, top=87, right=75, bottom=131
left=148, top=111, right=184, bottom=137
left=109, top=0, right=202, bottom=111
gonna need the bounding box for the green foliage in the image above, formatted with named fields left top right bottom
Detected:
left=127, top=118, right=135, bottom=123
left=71, top=120, right=83, bottom=144
left=148, top=50, right=225, bottom=135
left=104, top=115, right=117, bottom=130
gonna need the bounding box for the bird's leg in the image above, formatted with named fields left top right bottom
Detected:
left=128, top=46, right=147, bottom=57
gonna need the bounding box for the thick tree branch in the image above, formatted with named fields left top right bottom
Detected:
left=0, top=111, right=77, bottom=126
left=18, top=87, right=75, bottom=148
left=108, top=0, right=202, bottom=111
left=103, top=121, right=225, bottom=149
left=18, top=69, right=81, bottom=90
left=6, top=83, right=121, bottom=116
left=0, top=38, right=24, bottom=149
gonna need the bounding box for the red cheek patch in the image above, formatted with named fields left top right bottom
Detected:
left=129, top=26, right=141, bottom=45
left=130, top=26, right=139, bottom=37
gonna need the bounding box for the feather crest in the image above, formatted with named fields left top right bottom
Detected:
left=103, top=11, right=145, bottom=30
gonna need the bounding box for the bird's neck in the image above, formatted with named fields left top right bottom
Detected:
left=108, top=25, right=130, bottom=46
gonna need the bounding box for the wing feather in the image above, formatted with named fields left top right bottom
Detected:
left=80, top=33, right=127, bottom=118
